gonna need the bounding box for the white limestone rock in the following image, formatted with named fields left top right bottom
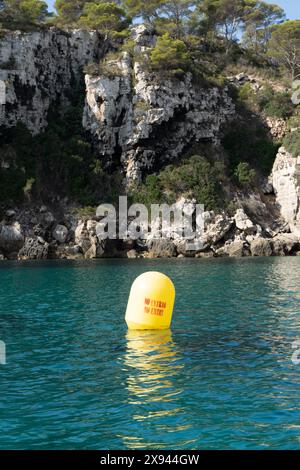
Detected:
left=83, top=27, right=235, bottom=183
left=202, top=214, right=233, bottom=245
left=264, top=116, right=287, bottom=141
left=234, top=208, right=255, bottom=232
left=0, top=28, right=104, bottom=134
left=272, top=233, right=299, bottom=256
left=224, top=240, right=249, bottom=257
left=250, top=238, right=273, bottom=257
left=75, top=219, right=105, bottom=258
left=271, top=147, right=300, bottom=236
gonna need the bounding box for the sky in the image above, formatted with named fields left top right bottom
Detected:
left=46, top=0, right=300, bottom=19
left=266, top=0, right=300, bottom=20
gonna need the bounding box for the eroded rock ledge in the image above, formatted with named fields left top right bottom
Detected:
left=1, top=194, right=299, bottom=261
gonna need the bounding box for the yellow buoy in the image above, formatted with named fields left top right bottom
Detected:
left=125, top=272, right=175, bottom=330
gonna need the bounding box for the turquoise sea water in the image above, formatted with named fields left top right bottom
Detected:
left=1, top=258, right=300, bottom=450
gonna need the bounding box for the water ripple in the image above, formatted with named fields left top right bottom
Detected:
left=0, top=258, right=300, bottom=449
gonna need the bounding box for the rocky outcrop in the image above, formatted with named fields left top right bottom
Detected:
left=147, top=239, right=177, bottom=258
left=75, top=219, right=105, bottom=259
left=224, top=239, right=249, bottom=257
left=227, top=72, right=288, bottom=141
left=271, top=146, right=300, bottom=236
left=83, top=25, right=235, bottom=182
left=0, top=200, right=300, bottom=260
left=250, top=238, right=273, bottom=257
left=202, top=213, right=233, bottom=245
left=264, top=116, right=287, bottom=141
left=52, top=224, right=69, bottom=244
left=234, top=208, right=255, bottom=233
left=272, top=233, right=299, bottom=256
left=0, top=28, right=104, bottom=134
left=0, top=222, right=24, bottom=258
left=127, top=249, right=138, bottom=259
left=18, top=237, right=49, bottom=260
left=227, top=72, right=261, bottom=91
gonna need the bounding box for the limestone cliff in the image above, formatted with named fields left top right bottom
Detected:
left=0, top=25, right=234, bottom=182
left=1, top=25, right=300, bottom=260
left=271, top=146, right=300, bottom=236
left=83, top=26, right=235, bottom=182
left=0, top=28, right=104, bottom=133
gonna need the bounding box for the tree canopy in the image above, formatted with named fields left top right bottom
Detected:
left=0, top=0, right=298, bottom=83
left=150, top=32, right=190, bottom=76
left=268, top=20, right=300, bottom=80
left=121, top=0, right=162, bottom=24
left=79, top=2, right=131, bottom=37
left=0, top=0, right=48, bottom=24
left=242, top=1, right=285, bottom=52
left=155, top=0, right=194, bottom=38
left=55, top=0, right=87, bottom=25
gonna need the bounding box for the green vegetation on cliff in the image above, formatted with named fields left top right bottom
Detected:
left=0, top=0, right=49, bottom=28
left=283, top=132, right=300, bottom=158
left=0, top=83, right=121, bottom=205
left=79, top=2, right=131, bottom=39
left=0, top=0, right=299, bottom=209
left=238, top=83, right=294, bottom=119
left=0, top=0, right=299, bottom=81
left=222, top=118, right=280, bottom=175
left=150, top=33, right=190, bottom=77
left=267, top=20, right=300, bottom=80
left=130, top=155, right=226, bottom=211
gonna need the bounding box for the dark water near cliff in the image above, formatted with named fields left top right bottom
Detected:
left=1, top=258, right=300, bottom=449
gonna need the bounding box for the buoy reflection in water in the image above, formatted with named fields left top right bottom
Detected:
left=122, top=330, right=194, bottom=449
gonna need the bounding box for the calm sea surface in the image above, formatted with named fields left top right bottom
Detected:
left=1, top=258, right=300, bottom=449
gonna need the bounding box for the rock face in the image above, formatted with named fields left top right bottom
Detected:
left=83, top=25, right=235, bottom=182
left=272, top=233, right=299, bottom=256
left=224, top=240, right=249, bottom=257
left=202, top=213, right=233, bottom=245
left=18, top=238, right=49, bottom=260
left=0, top=28, right=104, bottom=134
left=147, top=239, right=177, bottom=258
left=271, top=147, right=300, bottom=235
left=0, top=223, right=24, bottom=257
left=52, top=225, right=69, bottom=244
left=264, top=117, right=287, bottom=141
left=250, top=238, right=273, bottom=257
left=234, top=208, right=255, bottom=233
left=1, top=26, right=233, bottom=183
left=75, top=220, right=105, bottom=259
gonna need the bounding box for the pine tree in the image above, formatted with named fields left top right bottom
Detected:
left=156, top=0, right=194, bottom=39
left=122, top=0, right=163, bottom=24
left=55, top=0, right=88, bottom=25
left=1, top=0, right=48, bottom=25
left=79, top=2, right=131, bottom=38
left=242, top=0, right=285, bottom=53
left=268, top=20, right=300, bottom=81
left=150, top=32, right=190, bottom=76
